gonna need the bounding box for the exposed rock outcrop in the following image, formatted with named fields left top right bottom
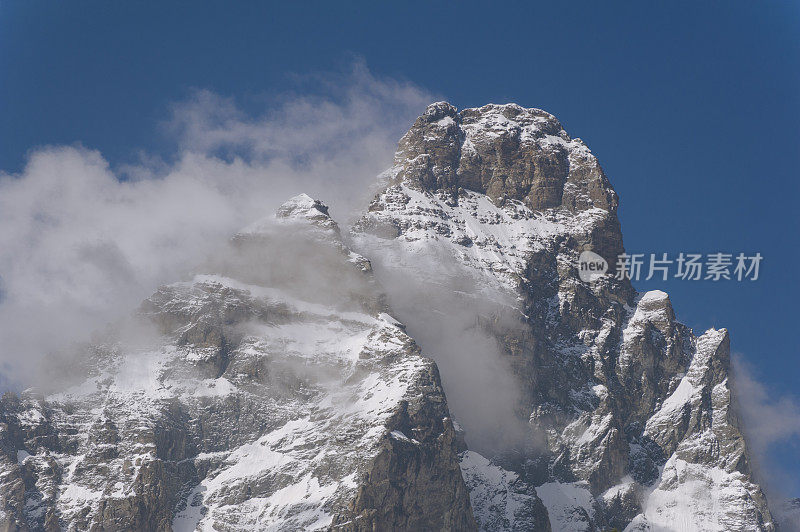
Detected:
left=0, top=195, right=476, bottom=531
left=0, top=102, right=775, bottom=532
left=352, top=102, right=774, bottom=531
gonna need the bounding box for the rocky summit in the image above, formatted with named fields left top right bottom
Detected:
left=0, top=103, right=778, bottom=531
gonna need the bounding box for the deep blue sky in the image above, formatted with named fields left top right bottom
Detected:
left=2, top=1, right=798, bottom=492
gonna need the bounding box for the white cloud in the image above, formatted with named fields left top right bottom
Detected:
left=356, top=238, right=536, bottom=456
left=0, top=63, right=435, bottom=385
left=733, top=354, right=800, bottom=505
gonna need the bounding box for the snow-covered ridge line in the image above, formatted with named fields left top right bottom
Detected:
left=0, top=99, right=776, bottom=531
left=351, top=102, right=773, bottom=531
left=0, top=193, right=476, bottom=531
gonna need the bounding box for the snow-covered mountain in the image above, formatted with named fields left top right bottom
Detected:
left=351, top=102, right=774, bottom=531
left=0, top=194, right=473, bottom=531
left=0, top=102, right=779, bottom=531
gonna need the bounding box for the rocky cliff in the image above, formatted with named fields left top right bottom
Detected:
left=0, top=102, right=776, bottom=531
left=0, top=194, right=475, bottom=531
left=352, top=102, right=774, bottom=531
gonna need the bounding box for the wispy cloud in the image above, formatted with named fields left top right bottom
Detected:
left=0, top=62, right=435, bottom=386
left=355, top=238, right=535, bottom=456
left=733, top=354, right=800, bottom=507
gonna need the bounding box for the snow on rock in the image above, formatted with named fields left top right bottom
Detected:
left=0, top=194, right=475, bottom=531
left=535, top=481, right=596, bottom=532
left=353, top=102, right=775, bottom=531
left=239, top=194, right=335, bottom=236
left=354, top=183, right=607, bottom=296
left=459, top=451, right=549, bottom=531
left=626, top=456, right=770, bottom=532
left=274, top=193, right=332, bottom=222
left=0, top=101, right=779, bottom=531
left=629, top=327, right=774, bottom=531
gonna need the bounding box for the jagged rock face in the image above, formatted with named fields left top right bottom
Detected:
left=0, top=194, right=475, bottom=531
left=0, top=103, right=778, bottom=532
left=352, top=103, right=774, bottom=531
left=394, top=102, right=617, bottom=213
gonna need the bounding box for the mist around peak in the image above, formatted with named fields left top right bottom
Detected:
left=0, top=63, right=434, bottom=389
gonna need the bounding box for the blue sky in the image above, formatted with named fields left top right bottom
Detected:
left=2, top=2, right=798, bottom=495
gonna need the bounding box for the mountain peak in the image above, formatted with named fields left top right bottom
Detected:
left=422, top=101, right=458, bottom=120
left=275, top=193, right=331, bottom=220
left=238, top=194, right=336, bottom=238
left=350, top=102, right=773, bottom=530
left=393, top=101, right=618, bottom=215
left=0, top=103, right=776, bottom=532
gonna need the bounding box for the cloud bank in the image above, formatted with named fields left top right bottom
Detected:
left=733, top=354, right=800, bottom=508
left=0, top=63, right=435, bottom=385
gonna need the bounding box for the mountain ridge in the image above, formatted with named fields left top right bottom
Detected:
left=351, top=101, right=774, bottom=530
left=0, top=102, right=778, bottom=531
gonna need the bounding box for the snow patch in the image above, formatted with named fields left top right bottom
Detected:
left=535, top=481, right=595, bottom=532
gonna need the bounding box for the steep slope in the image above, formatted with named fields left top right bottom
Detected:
left=351, top=102, right=773, bottom=531
left=0, top=195, right=475, bottom=531
left=0, top=101, right=777, bottom=532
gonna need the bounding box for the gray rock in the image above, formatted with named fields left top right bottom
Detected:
left=0, top=194, right=476, bottom=531
left=0, top=102, right=777, bottom=532
left=352, top=102, right=774, bottom=531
